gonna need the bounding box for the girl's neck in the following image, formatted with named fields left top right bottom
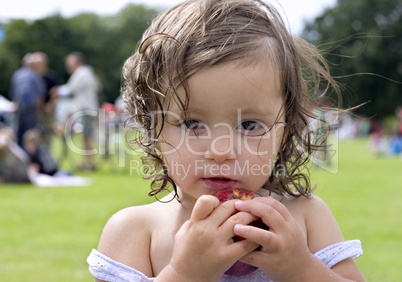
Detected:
left=159, top=189, right=196, bottom=220
left=256, top=188, right=286, bottom=202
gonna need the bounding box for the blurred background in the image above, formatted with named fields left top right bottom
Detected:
left=0, top=0, right=401, bottom=281
left=1, top=0, right=401, bottom=128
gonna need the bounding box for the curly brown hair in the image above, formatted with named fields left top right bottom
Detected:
left=122, top=0, right=340, bottom=199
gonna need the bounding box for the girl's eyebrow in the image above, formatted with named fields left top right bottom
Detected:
left=183, top=106, right=280, bottom=118
left=181, top=107, right=201, bottom=115
left=239, top=107, right=279, bottom=117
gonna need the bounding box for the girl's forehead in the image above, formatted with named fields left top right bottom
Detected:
left=159, top=34, right=284, bottom=109
left=166, top=58, right=284, bottom=117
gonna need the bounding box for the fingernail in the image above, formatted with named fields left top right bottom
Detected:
left=235, top=200, right=244, bottom=208
left=234, top=224, right=243, bottom=233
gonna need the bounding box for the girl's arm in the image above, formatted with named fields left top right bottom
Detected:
left=303, top=196, right=365, bottom=281
left=233, top=196, right=366, bottom=281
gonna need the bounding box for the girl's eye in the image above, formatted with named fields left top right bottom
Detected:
left=180, top=119, right=204, bottom=130
left=239, top=120, right=266, bottom=135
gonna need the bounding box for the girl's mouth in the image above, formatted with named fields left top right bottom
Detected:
left=202, top=177, right=237, bottom=190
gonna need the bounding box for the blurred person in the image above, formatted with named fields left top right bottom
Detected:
left=0, top=127, right=30, bottom=183
left=114, top=95, right=130, bottom=125
left=99, top=101, right=118, bottom=159
left=9, top=53, right=46, bottom=148
left=0, top=94, right=16, bottom=127
left=359, top=117, right=370, bottom=137
left=23, top=128, right=59, bottom=176
left=0, top=94, right=16, bottom=115
left=369, top=130, right=387, bottom=157
left=396, top=106, right=402, bottom=137
left=0, top=125, right=90, bottom=186
left=32, top=52, right=59, bottom=147
left=388, top=129, right=402, bottom=156
left=52, top=52, right=101, bottom=171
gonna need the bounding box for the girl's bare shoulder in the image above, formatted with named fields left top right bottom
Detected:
left=281, top=193, right=331, bottom=215
left=283, top=194, right=345, bottom=252
left=99, top=201, right=168, bottom=243
left=96, top=201, right=168, bottom=275
left=108, top=201, right=165, bottom=227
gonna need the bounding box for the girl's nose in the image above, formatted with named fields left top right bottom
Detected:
left=204, top=127, right=237, bottom=163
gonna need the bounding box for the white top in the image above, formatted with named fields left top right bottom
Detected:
left=87, top=240, right=363, bottom=282
left=58, top=65, right=100, bottom=112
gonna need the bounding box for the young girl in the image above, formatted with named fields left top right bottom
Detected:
left=88, top=0, right=365, bottom=281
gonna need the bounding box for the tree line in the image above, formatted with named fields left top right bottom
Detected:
left=303, top=0, right=402, bottom=119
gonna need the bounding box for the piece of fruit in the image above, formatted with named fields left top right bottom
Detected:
left=212, top=187, right=260, bottom=204
left=211, top=187, right=269, bottom=276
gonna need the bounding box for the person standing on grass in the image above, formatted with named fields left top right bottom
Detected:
left=32, top=52, right=59, bottom=147
left=52, top=52, right=101, bottom=171
left=9, top=53, right=45, bottom=149
left=87, top=0, right=365, bottom=281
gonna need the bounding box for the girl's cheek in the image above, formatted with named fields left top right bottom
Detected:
left=242, top=139, right=277, bottom=157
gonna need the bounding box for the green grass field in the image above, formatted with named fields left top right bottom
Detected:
left=1, top=137, right=401, bottom=281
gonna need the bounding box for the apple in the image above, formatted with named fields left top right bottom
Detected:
left=211, top=187, right=269, bottom=276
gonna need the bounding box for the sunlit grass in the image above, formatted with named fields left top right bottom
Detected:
left=0, top=169, right=152, bottom=281
left=311, top=138, right=402, bottom=281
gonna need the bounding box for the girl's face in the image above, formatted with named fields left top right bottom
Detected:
left=158, top=59, right=285, bottom=204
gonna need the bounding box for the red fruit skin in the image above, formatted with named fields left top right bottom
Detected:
left=224, top=261, right=258, bottom=276
left=213, top=187, right=259, bottom=204
left=211, top=188, right=269, bottom=276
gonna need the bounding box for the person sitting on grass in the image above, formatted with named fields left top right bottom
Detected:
left=0, top=127, right=30, bottom=183
left=23, top=128, right=58, bottom=176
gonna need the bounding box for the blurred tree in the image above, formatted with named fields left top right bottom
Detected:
left=0, top=4, right=159, bottom=103
left=303, top=0, right=402, bottom=118
left=0, top=43, right=18, bottom=99
left=92, top=4, right=160, bottom=102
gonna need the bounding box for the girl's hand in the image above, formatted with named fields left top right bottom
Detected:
left=233, top=196, right=313, bottom=281
left=166, top=195, right=260, bottom=281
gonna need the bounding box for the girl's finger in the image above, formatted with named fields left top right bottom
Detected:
left=234, top=198, right=286, bottom=230
left=230, top=236, right=261, bottom=256
left=191, top=195, right=220, bottom=221
left=233, top=223, right=278, bottom=252
left=239, top=247, right=269, bottom=269
left=220, top=211, right=259, bottom=236
left=253, top=197, right=293, bottom=222
left=206, top=199, right=248, bottom=226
